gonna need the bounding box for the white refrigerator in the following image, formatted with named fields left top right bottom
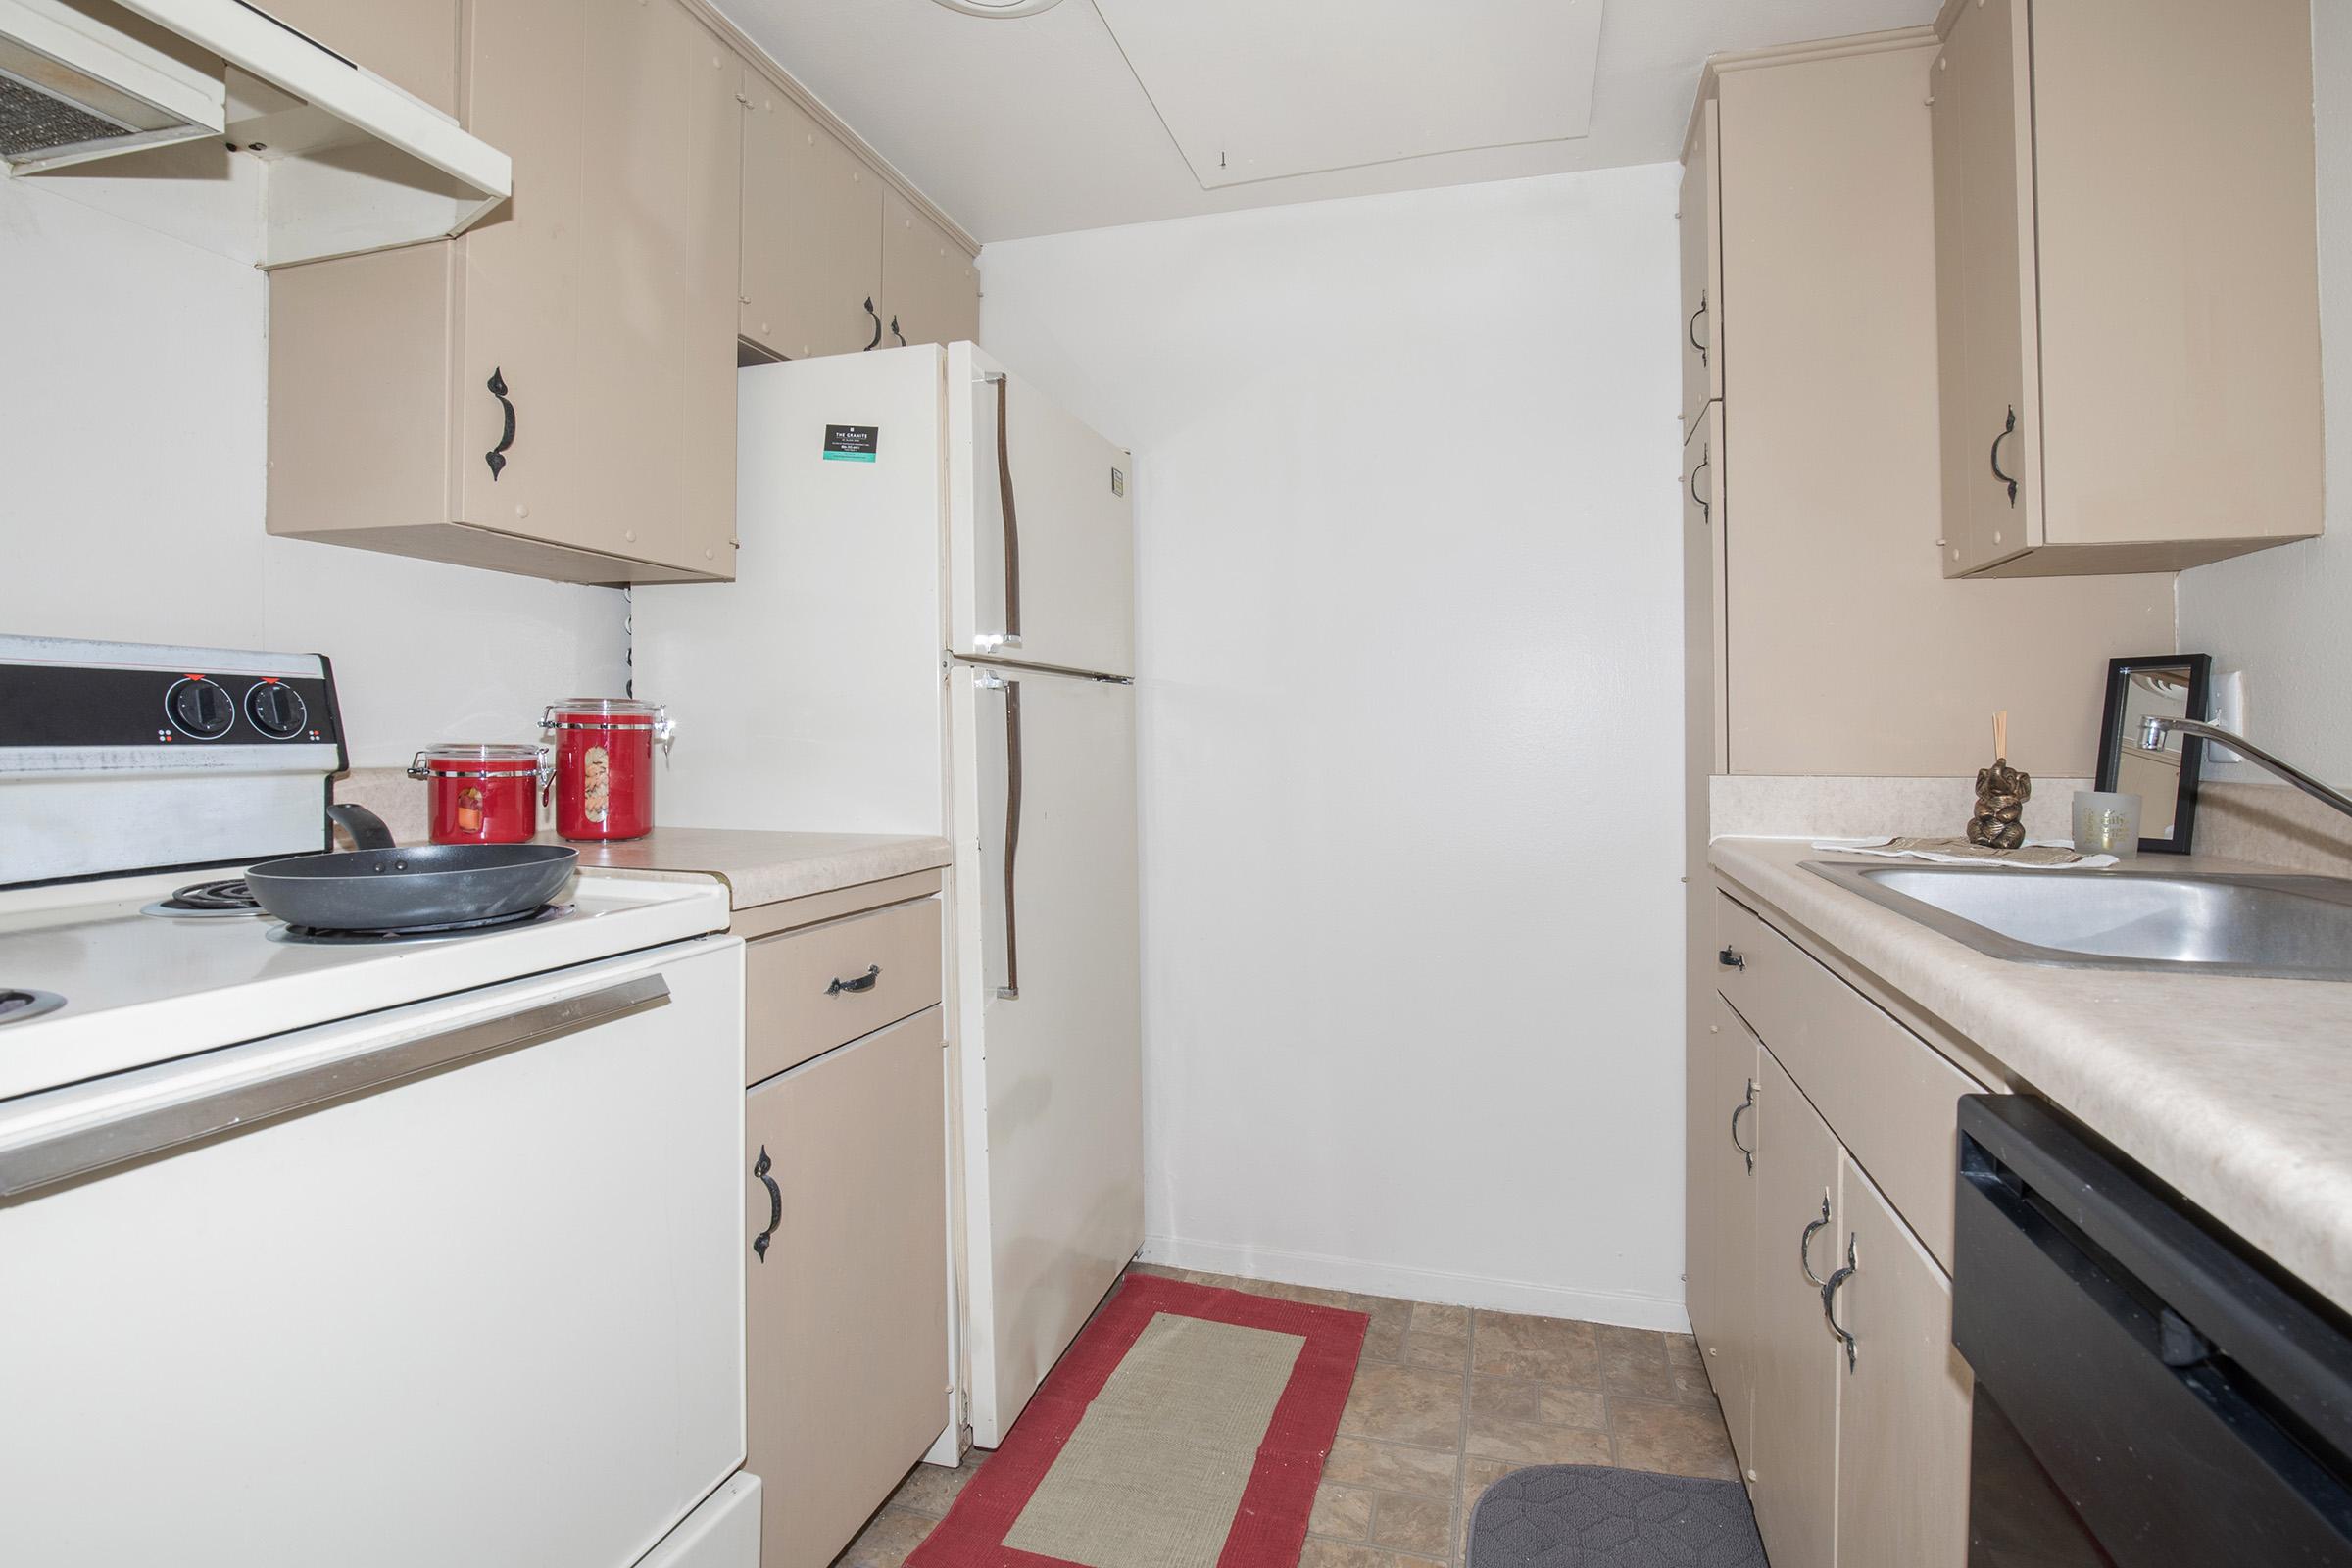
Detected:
left=634, top=343, right=1143, bottom=1450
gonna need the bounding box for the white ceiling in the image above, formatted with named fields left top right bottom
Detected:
left=713, top=0, right=1941, bottom=244
left=1091, top=0, right=1606, bottom=190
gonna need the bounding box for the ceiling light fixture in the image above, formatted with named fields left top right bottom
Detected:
left=930, top=0, right=1069, bottom=15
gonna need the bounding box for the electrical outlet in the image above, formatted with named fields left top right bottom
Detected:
left=2208, top=669, right=2247, bottom=765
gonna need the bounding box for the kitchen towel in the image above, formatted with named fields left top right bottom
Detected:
left=1811, top=836, right=2117, bottom=869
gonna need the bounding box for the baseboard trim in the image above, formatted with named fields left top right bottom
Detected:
left=1139, top=1234, right=1691, bottom=1334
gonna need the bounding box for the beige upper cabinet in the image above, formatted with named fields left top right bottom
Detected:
left=739, top=74, right=887, bottom=361
left=268, top=0, right=741, bottom=584
left=882, top=186, right=981, bottom=349
left=745, top=1009, right=950, bottom=1568
left=244, top=0, right=461, bottom=115
left=1931, top=0, right=2323, bottom=577
left=1678, top=99, right=1723, bottom=431
left=1686, top=34, right=2173, bottom=779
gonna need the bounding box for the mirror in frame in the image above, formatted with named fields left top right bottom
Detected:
left=2094, top=654, right=2212, bottom=855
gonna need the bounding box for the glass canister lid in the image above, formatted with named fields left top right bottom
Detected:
left=409, top=743, right=549, bottom=777
left=545, top=697, right=663, bottom=724
left=543, top=698, right=675, bottom=753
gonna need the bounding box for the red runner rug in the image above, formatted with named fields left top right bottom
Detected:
left=908, top=1274, right=1369, bottom=1568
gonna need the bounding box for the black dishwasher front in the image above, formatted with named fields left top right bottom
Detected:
left=1952, top=1095, right=2352, bottom=1568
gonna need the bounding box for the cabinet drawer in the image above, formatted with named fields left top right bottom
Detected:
left=1714, top=890, right=1986, bottom=1269
left=746, top=898, right=942, bottom=1085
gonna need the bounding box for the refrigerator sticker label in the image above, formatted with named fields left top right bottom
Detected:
left=822, top=424, right=879, bottom=463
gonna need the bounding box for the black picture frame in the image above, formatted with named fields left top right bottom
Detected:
left=2094, top=654, right=2212, bottom=856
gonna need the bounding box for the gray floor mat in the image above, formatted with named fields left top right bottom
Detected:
left=1466, top=1464, right=1767, bottom=1568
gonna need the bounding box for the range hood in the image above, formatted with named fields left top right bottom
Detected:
left=0, top=0, right=510, bottom=266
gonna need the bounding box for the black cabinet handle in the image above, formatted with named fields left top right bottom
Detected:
left=1689, top=454, right=1711, bottom=522
left=890, top=315, right=906, bottom=347
left=1688, top=294, right=1709, bottom=366
left=1989, top=404, right=2020, bottom=506
left=1718, top=946, right=1745, bottom=971
left=484, top=367, right=516, bottom=479
left=1730, top=1079, right=1756, bottom=1175
left=752, top=1145, right=781, bottom=1262
left=862, top=297, right=882, bottom=352
left=826, top=964, right=881, bottom=997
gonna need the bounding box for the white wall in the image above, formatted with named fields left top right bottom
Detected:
left=2177, top=2, right=2350, bottom=785
left=0, top=177, right=628, bottom=768
left=981, top=166, right=1690, bottom=1327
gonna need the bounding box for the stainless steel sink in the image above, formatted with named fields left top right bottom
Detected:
left=1802, top=861, right=2352, bottom=980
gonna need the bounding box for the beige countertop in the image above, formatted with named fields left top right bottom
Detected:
left=1710, top=836, right=2352, bottom=1313
left=541, top=827, right=951, bottom=910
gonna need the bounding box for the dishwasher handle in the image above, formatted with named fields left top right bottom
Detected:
left=0, top=974, right=670, bottom=1201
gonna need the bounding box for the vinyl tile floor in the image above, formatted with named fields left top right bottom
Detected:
left=835, top=1265, right=1739, bottom=1568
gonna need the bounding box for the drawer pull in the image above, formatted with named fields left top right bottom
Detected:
left=1718, top=946, right=1745, bottom=971
left=1730, top=1078, right=1756, bottom=1175
left=752, top=1145, right=781, bottom=1262
left=826, top=964, right=882, bottom=997
left=1799, top=1196, right=1833, bottom=1286
left=1821, top=1233, right=1858, bottom=1371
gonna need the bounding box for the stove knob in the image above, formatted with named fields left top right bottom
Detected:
left=246, top=680, right=310, bottom=740
left=165, top=676, right=234, bottom=739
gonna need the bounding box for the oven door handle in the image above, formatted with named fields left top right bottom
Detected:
left=0, top=974, right=670, bottom=1200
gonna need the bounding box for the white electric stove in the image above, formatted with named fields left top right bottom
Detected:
left=0, top=637, right=759, bottom=1568
left=0, top=863, right=728, bottom=1100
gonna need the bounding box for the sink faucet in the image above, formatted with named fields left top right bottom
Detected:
left=2139, top=716, right=2352, bottom=822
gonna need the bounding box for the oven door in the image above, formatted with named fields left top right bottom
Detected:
left=0, top=939, right=746, bottom=1568
left=1954, top=1095, right=2352, bottom=1568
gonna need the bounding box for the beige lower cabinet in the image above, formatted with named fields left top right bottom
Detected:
left=1834, top=1160, right=1974, bottom=1568
left=1686, top=994, right=1758, bottom=1460
left=1746, top=1048, right=1844, bottom=1568
left=746, top=1006, right=950, bottom=1568
left=1693, top=886, right=1976, bottom=1568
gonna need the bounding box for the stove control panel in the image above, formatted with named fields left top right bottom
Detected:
left=0, top=644, right=342, bottom=753
left=1, top=636, right=349, bottom=889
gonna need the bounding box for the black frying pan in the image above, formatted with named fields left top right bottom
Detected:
left=243, top=805, right=579, bottom=933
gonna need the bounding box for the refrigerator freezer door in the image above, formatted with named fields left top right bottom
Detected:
left=948, top=343, right=1135, bottom=680
left=948, top=662, right=1143, bottom=1445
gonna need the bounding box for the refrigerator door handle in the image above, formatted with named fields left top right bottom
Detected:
left=975, top=373, right=1023, bottom=655
left=976, top=666, right=1023, bottom=1001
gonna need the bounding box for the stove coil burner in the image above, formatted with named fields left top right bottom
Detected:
left=271, top=903, right=574, bottom=946
left=144, top=879, right=266, bottom=918
left=0, top=989, right=68, bottom=1026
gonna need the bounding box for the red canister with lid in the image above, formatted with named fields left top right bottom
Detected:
left=543, top=699, right=673, bottom=842
left=407, top=744, right=552, bottom=845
